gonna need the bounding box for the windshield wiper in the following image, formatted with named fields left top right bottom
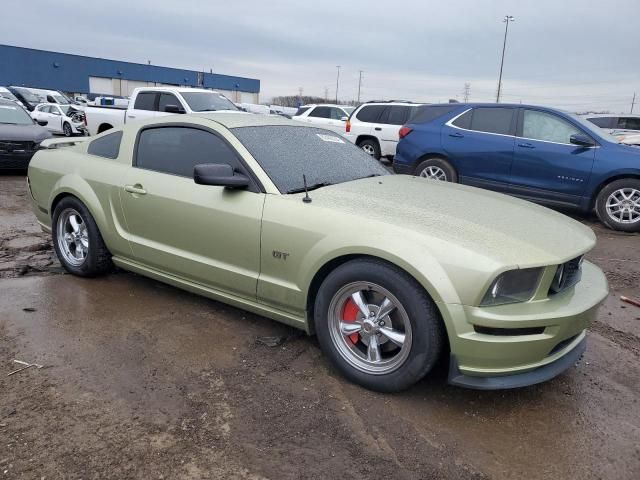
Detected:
left=286, top=182, right=331, bottom=194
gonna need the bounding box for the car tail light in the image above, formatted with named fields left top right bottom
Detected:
left=346, top=119, right=351, bottom=133
left=399, top=126, right=412, bottom=139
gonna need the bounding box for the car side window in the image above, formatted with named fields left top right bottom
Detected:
left=355, top=105, right=386, bottom=123
left=451, top=109, right=472, bottom=129
left=308, top=106, right=331, bottom=119
left=468, top=107, right=514, bottom=135
left=88, top=131, right=123, bottom=159
left=51, top=106, right=61, bottom=116
left=330, top=107, right=345, bottom=120
left=386, top=106, right=410, bottom=125
left=136, top=127, right=242, bottom=178
left=158, top=93, right=181, bottom=112
left=521, top=109, right=582, bottom=144
left=134, top=92, right=157, bottom=111
left=618, top=117, right=640, bottom=130
left=588, top=117, right=613, bottom=128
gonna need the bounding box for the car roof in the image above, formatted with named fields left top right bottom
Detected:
left=580, top=113, right=640, bottom=118
left=193, top=112, right=303, bottom=129
left=138, top=87, right=221, bottom=94
left=300, top=104, right=351, bottom=108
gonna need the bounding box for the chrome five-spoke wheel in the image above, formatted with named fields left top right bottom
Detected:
left=361, top=143, right=376, bottom=156
left=419, top=166, right=447, bottom=181
left=605, top=188, right=640, bottom=224
left=56, top=208, right=89, bottom=266
left=328, top=282, right=412, bottom=375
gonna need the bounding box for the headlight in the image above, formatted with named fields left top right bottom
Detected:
left=480, top=267, right=543, bottom=306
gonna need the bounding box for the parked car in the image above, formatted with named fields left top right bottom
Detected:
left=31, top=103, right=87, bottom=136
left=30, top=88, right=78, bottom=107
left=583, top=114, right=640, bottom=132
left=610, top=129, right=640, bottom=147
left=393, top=103, right=640, bottom=232
left=0, top=87, right=26, bottom=107
left=7, top=86, right=47, bottom=111
left=292, top=104, right=355, bottom=135
left=344, top=101, right=423, bottom=159
left=84, top=87, right=238, bottom=135
left=27, top=113, right=607, bottom=392
left=0, top=98, right=51, bottom=170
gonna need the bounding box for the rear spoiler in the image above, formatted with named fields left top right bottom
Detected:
left=39, top=137, right=90, bottom=149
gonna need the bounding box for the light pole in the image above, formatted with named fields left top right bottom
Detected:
left=357, top=70, right=363, bottom=104
left=496, top=15, right=514, bottom=103
left=335, top=65, right=341, bottom=104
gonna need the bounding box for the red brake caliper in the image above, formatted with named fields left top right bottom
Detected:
left=342, top=298, right=360, bottom=344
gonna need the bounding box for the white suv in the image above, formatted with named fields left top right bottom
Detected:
left=292, top=104, right=355, bottom=134
left=344, top=101, right=422, bottom=159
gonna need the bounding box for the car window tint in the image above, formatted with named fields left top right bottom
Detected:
left=294, top=106, right=311, bottom=116
left=355, top=105, right=386, bottom=123
left=618, top=117, right=640, bottom=130
left=87, top=131, right=123, bottom=159
left=522, top=110, right=582, bottom=144
left=451, top=109, right=472, bottom=129
left=412, top=105, right=459, bottom=124
left=134, top=92, right=157, bottom=111
left=136, top=127, right=240, bottom=177
left=469, top=108, right=514, bottom=135
left=330, top=107, right=345, bottom=120
left=588, top=117, right=613, bottom=128
left=158, top=93, right=181, bottom=112
left=308, top=106, right=331, bottom=118
left=386, top=106, right=411, bottom=125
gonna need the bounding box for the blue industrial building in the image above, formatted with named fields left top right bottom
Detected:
left=0, top=44, right=260, bottom=102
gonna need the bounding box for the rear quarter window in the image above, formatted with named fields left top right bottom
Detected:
left=133, top=92, right=157, bottom=111
left=294, top=107, right=311, bottom=116
left=87, top=131, right=123, bottom=159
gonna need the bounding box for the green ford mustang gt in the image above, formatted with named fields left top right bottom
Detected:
left=27, top=113, right=609, bottom=392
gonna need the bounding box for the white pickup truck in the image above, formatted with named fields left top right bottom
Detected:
left=84, top=87, right=239, bottom=135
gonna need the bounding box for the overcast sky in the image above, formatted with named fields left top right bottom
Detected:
left=2, top=0, right=639, bottom=112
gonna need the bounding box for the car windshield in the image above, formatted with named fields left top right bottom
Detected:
left=181, top=91, right=238, bottom=112
left=0, top=103, right=35, bottom=125
left=0, top=90, right=19, bottom=102
left=342, top=106, right=355, bottom=115
left=52, top=94, right=69, bottom=104
left=14, top=88, right=45, bottom=103
left=59, top=105, right=73, bottom=115
left=232, top=125, right=390, bottom=193
left=567, top=112, right=620, bottom=144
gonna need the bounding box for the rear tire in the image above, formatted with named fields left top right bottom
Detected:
left=415, top=157, right=457, bottom=182
left=595, top=178, right=640, bottom=232
left=314, top=258, right=444, bottom=392
left=52, top=197, right=113, bottom=277
left=358, top=139, right=381, bottom=160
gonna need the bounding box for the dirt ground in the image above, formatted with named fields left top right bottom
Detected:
left=1, top=173, right=639, bottom=479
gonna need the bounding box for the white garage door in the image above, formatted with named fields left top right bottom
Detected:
left=89, top=77, right=114, bottom=95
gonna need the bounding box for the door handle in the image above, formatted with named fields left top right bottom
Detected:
left=127, top=114, right=136, bottom=119
left=518, top=142, right=535, bottom=149
left=124, top=184, right=147, bottom=195
left=374, top=127, right=382, bottom=131
left=449, top=132, right=464, bottom=138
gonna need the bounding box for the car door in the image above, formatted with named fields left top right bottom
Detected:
left=508, top=108, right=596, bottom=205
left=118, top=124, right=264, bottom=300
left=48, top=105, right=64, bottom=133
left=128, top=91, right=158, bottom=122
left=441, top=106, right=517, bottom=189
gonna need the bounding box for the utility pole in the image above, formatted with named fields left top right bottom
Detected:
left=357, top=70, right=363, bottom=104
left=631, top=92, right=636, bottom=114
left=496, top=15, right=515, bottom=103
left=463, top=82, right=471, bottom=102
left=324, top=86, right=329, bottom=101
left=335, top=65, right=341, bottom=104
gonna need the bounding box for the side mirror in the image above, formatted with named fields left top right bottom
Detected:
left=194, top=163, right=250, bottom=189
left=164, top=104, right=186, bottom=114
left=570, top=134, right=595, bottom=147
left=36, top=120, right=48, bottom=126
left=340, top=116, right=349, bottom=122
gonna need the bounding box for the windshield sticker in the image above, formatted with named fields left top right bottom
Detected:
left=0, top=106, right=17, bottom=110
left=316, top=133, right=344, bottom=144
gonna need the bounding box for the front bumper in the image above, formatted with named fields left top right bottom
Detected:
left=441, top=260, right=608, bottom=389
left=0, top=151, right=36, bottom=170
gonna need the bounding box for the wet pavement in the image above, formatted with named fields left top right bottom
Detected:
left=1, top=174, right=639, bottom=479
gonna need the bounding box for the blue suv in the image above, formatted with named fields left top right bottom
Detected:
left=393, top=103, right=640, bottom=232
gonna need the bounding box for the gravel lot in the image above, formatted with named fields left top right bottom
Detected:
left=1, top=173, right=639, bottom=479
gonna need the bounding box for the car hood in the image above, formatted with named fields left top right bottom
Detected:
left=307, top=175, right=596, bottom=268
left=0, top=124, right=51, bottom=142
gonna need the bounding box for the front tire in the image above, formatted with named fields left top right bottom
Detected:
left=595, top=179, right=640, bottom=232
left=52, top=197, right=113, bottom=276
left=358, top=139, right=381, bottom=160
left=314, top=258, right=444, bottom=392
left=63, top=122, right=73, bottom=137
left=415, top=157, right=457, bottom=182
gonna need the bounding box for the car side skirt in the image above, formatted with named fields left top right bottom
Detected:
left=112, top=256, right=310, bottom=333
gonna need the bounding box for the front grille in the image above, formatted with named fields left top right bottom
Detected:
left=0, top=141, right=37, bottom=153
left=549, top=256, right=583, bottom=295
